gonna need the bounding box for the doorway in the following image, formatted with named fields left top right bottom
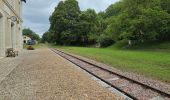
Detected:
left=11, top=22, right=15, bottom=49
left=0, top=13, right=4, bottom=57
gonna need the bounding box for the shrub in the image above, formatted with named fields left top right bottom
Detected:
left=98, top=35, right=114, bottom=47
left=27, top=45, right=35, bottom=50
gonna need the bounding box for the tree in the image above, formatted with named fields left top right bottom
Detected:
left=23, top=28, right=40, bottom=41
left=79, top=9, right=99, bottom=44
left=41, top=31, right=52, bottom=43
left=46, top=0, right=170, bottom=47
left=161, top=0, right=170, bottom=13
left=49, top=0, right=81, bottom=45
left=106, top=0, right=170, bottom=43
left=105, top=1, right=123, bottom=18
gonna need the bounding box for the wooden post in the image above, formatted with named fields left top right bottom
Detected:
left=128, top=40, right=132, bottom=46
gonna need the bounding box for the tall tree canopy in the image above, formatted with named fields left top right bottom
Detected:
left=49, top=0, right=100, bottom=45
left=23, top=28, right=40, bottom=41
left=106, top=0, right=170, bottom=42
left=49, top=0, right=81, bottom=45
left=44, top=0, right=170, bottom=47
left=79, top=9, right=99, bottom=44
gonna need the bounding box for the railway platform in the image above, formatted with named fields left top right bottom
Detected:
left=0, top=48, right=120, bottom=100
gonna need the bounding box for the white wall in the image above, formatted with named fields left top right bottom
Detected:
left=0, top=12, right=5, bottom=57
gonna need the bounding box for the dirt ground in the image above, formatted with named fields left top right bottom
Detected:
left=0, top=49, right=120, bottom=100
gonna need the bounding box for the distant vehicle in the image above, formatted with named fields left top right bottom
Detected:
left=27, top=40, right=37, bottom=45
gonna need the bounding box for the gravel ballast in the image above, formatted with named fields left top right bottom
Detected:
left=0, top=49, right=120, bottom=100
left=62, top=50, right=170, bottom=95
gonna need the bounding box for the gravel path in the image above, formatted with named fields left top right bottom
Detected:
left=0, top=49, right=120, bottom=100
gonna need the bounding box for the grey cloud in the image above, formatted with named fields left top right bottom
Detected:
left=79, top=0, right=118, bottom=12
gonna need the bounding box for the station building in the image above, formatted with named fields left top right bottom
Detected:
left=0, top=0, right=26, bottom=57
left=23, top=35, right=31, bottom=44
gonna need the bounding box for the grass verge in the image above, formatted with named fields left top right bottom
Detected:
left=50, top=45, right=170, bottom=83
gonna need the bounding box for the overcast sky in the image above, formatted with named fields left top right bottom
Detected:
left=22, top=0, right=119, bottom=37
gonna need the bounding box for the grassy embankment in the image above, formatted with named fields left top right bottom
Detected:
left=50, top=41, right=170, bottom=83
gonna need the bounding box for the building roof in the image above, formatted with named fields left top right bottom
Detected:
left=23, top=35, right=31, bottom=38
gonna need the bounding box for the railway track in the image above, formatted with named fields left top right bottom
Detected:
left=51, top=48, right=170, bottom=100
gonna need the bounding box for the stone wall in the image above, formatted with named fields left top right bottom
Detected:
left=0, top=0, right=23, bottom=57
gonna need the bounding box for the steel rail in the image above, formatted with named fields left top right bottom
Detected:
left=51, top=48, right=170, bottom=99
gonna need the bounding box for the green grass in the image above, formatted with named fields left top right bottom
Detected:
left=109, top=40, right=170, bottom=51
left=50, top=44, right=170, bottom=83
left=32, top=43, right=47, bottom=49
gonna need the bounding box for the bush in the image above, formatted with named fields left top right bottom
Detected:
left=27, top=45, right=35, bottom=50
left=110, top=39, right=128, bottom=49
left=98, top=35, right=114, bottom=47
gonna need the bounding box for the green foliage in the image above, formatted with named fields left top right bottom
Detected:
left=23, top=28, right=40, bottom=41
left=106, top=0, right=170, bottom=43
left=105, top=1, right=123, bottom=18
left=49, top=0, right=81, bottom=45
left=79, top=9, right=99, bottom=44
left=41, top=31, right=54, bottom=43
left=125, top=41, right=170, bottom=50
left=48, top=0, right=100, bottom=46
left=44, top=0, right=170, bottom=47
left=109, top=39, right=129, bottom=49
left=161, top=0, right=170, bottom=13
left=51, top=46, right=170, bottom=82
left=98, top=34, right=114, bottom=47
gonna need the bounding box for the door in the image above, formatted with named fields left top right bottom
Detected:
left=11, top=22, right=15, bottom=48
left=0, top=13, right=4, bottom=57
